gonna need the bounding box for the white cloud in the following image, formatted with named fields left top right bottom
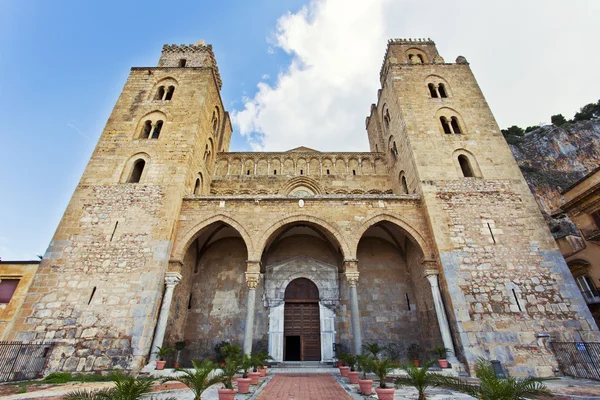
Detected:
left=261, top=74, right=270, bottom=80
left=232, top=0, right=600, bottom=151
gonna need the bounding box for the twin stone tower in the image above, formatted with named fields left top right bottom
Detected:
left=7, top=39, right=598, bottom=377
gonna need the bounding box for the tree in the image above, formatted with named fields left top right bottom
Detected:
left=573, top=100, right=600, bottom=122
left=500, top=125, right=525, bottom=145
left=550, top=114, right=567, bottom=126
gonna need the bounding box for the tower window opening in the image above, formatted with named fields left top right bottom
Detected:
left=440, top=117, right=452, bottom=134
left=458, top=155, right=474, bottom=177
left=326, top=169, right=330, bottom=175
left=128, top=159, right=145, bottom=183
left=383, top=109, right=391, bottom=130
left=300, top=169, right=303, bottom=175
left=352, top=169, right=356, bottom=175
left=88, top=286, right=96, bottom=305
left=451, top=117, right=462, bottom=134
left=438, top=83, right=448, bottom=98
left=375, top=144, right=378, bottom=152
left=141, top=120, right=152, bottom=138
left=428, top=83, right=438, bottom=98
left=247, top=170, right=250, bottom=175
left=155, top=86, right=165, bottom=100
left=188, top=293, right=193, bottom=310
left=178, top=59, right=187, bottom=67
left=402, top=176, right=409, bottom=194
left=408, top=54, right=414, bottom=62
left=392, top=141, right=399, bottom=157
left=274, top=169, right=277, bottom=175
left=194, top=178, right=201, bottom=194
left=165, top=86, right=175, bottom=101
left=417, top=54, right=424, bottom=63
left=151, top=120, right=163, bottom=139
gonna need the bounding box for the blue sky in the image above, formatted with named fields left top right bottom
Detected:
left=1, top=0, right=599, bottom=259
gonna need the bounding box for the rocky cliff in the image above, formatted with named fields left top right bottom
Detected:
left=509, top=120, right=600, bottom=218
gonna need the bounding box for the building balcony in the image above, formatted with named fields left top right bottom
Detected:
left=581, top=223, right=600, bottom=242
left=581, top=290, right=600, bottom=305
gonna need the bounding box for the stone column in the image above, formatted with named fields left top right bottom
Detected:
left=149, top=272, right=182, bottom=361
left=425, top=268, right=458, bottom=363
left=344, top=260, right=362, bottom=355
left=243, top=261, right=261, bottom=355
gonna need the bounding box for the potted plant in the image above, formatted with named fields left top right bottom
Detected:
left=168, top=359, right=222, bottom=400
left=356, top=353, right=374, bottom=395
left=214, top=341, right=230, bottom=366
left=433, top=345, right=452, bottom=369
left=255, top=350, right=272, bottom=376
left=335, top=343, right=349, bottom=367
left=394, top=360, right=446, bottom=400
left=440, top=358, right=554, bottom=400
left=407, top=343, right=422, bottom=367
left=174, top=341, right=186, bottom=369
left=236, top=354, right=252, bottom=394
left=373, top=357, right=396, bottom=400
left=218, top=356, right=239, bottom=400
left=338, top=352, right=350, bottom=377
left=154, top=345, right=175, bottom=370
left=247, top=353, right=261, bottom=385
left=346, top=354, right=359, bottom=384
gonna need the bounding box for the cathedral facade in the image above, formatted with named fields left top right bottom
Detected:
left=6, top=39, right=598, bottom=377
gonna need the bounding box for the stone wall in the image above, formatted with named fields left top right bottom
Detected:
left=0, top=262, right=39, bottom=340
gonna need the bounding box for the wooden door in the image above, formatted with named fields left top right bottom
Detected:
left=284, top=278, right=321, bottom=361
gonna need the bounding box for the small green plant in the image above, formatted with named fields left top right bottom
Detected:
left=433, top=345, right=452, bottom=360
left=337, top=351, right=350, bottom=366
left=221, top=343, right=243, bottom=364
left=154, top=345, right=175, bottom=361
left=240, top=354, right=252, bottom=378
left=407, top=343, right=421, bottom=361
left=395, top=360, right=446, bottom=400
left=255, top=349, right=273, bottom=369
left=43, top=372, right=74, bottom=384
left=219, top=357, right=240, bottom=390
left=356, top=353, right=374, bottom=380
left=373, top=357, right=395, bottom=389
left=346, top=354, right=357, bottom=372
left=65, top=372, right=155, bottom=400
left=439, top=358, right=554, bottom=400
left=168, top=359, right=221, bottom=400
left=214, top=341, right=230, bottom=364
left=15, top=387, right=27, bottom=394
left=363, top=342, right=384, bottom=359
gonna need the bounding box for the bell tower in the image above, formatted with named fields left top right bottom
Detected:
left=7, top=41, right=231, bottom=372
left=367, top=38, right=599, bottom=375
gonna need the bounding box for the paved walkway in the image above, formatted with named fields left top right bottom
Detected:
left=256, top=374, right=353, bottom=400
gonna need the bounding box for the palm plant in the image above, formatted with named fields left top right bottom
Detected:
left=433, top=345, right=452, bottom=359
left=373, top=357, right=395, bottom=389
left=363, top=342, right=384, bottom=359
left=168, top=359, right=222, bottom=400
left=394, top=360, right=446, bottom=400
left=356, top=353, right=374, bottom=380
left=220, top=356, right=240, bottom=390
left=440, top=358, right=554, bottom=400
left=240, top=354, right=253, bottom=378
left=65, top=373, right=155, bottom=400
left=346, top=354, right=357, bottom=372
left=154, top=345, right=175, bottom=361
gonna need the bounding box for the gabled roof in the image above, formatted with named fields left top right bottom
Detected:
left=286, top=146, right=321, bottom=153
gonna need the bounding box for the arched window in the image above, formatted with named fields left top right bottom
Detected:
left=178, top=59, right=187, bottom=67
left=212, top=111, right=219, bottom=135
left=451, top=117, right=462, bottom=134
left=151, top=120, right=163, bottom=139
left=417, top=54, right=424, bottom=63
left=128, top=159, right=145, bottom=183
left=154, top=86, right=165, bottom=101
left=193, top=178, right=201, bottom=194
left=458, top=155, right=474, bottom=177
left=438, top=83, right=447, bottom=98
left=165, top=86, right=175, bottom=101
left=440, top=117, right=452, bottom=134
left=408, top=54, right=414, bottom=62
left=401, top=175, right=409, bottom=194
left=428, top=83, right=438, bottom=98
left=141, top=120, right=152, bottom=138
left=393, top=141, right=399, bottom=157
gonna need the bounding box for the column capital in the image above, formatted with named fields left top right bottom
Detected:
left=165, top=272, right=182, bottom=287
left=343, top=259, right=359, bottom=272
left=346, top=271, right=360, bottom=287
left=168, top=260, right=184, bottom=275
left=246, top=260, right=261, bottom=273
left=245, top=271, right=260, bottom=289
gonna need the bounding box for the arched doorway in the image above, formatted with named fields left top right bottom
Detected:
left=284, top=278, right=321, bottom=361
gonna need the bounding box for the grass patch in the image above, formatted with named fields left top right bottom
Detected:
left=8, top=372, right=113, bottom=387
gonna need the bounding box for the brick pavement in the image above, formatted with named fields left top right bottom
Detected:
left=256, top=374, right=353, bottom=400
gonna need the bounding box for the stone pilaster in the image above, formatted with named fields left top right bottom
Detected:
left=149, top=272, right=181, bottom=362
left=424, top=264, right=458, bottom=363
left=344, top=259, right=362, bottom=355
left=243, top=261, right=261, bottom=355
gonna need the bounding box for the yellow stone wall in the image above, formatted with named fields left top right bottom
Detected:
left=0, top=262, right=39, bottom=340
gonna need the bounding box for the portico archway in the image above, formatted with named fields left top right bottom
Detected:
left=284, top=278, right=321, bottom=361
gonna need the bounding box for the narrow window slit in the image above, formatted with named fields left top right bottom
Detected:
left=110, top=221, right=118, bottom=241
left=406, top=293, right=411, bottom=310
left=188, top=293, right=193, bottom=310
left=487, top=223, right=496, bottom=244
left=326, top=169, right=330, bottom=175
left=247, top=170, right=250, bottom=175
left=352, top=170, right=356, bottom=175
left=300, top=169, right=303, bottom=175
left=88, top=287, right=96, bottom=305
left=512, top=289, right=522, bottom=312
left=273, top=170, right=277, bottom=175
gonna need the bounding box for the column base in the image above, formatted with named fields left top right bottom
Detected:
left=141, top=361, right=157, bottom=373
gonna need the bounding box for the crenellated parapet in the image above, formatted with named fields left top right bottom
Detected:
left=158, top=42, right=222, bottom=89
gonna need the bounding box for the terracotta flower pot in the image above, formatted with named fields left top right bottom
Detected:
left=358, top=379, right=373, bottom=395
left=156, top=360, right=166, bottom=370
left=339, top=366, right=350, bottom=377
left=348, top=371, right=359, bottom=384
left=218, top=388, right=236, bottom=400
left=412, top=359, right=420, bottom=367
left=375, top=387, right=395, bottom=400
left=249, top=371, right=261, bottom=384
left=173, top=362, right=179, bottom=369
left=438, top=359, right=449, bottom=368
left=336, top=361, right=343, bottom=367
left=237, top=377, right=252, bottom=394
left=259, top=366, right=267, bottom=377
